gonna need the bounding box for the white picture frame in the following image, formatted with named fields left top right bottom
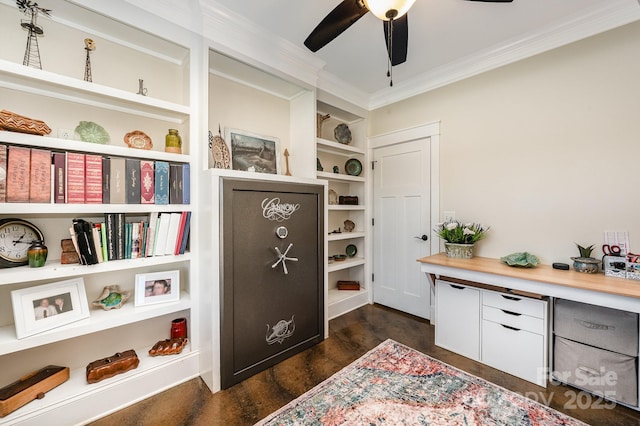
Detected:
left=11, top=277, right=90, bottom=339
left=225, top=127, right=280, bottom=174
left=134, top=270, right=180, bottom=306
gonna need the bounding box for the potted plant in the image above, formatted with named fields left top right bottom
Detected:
left=571, top=243, right=600, bottom=273
left=434, top=220, right=489, bottom=259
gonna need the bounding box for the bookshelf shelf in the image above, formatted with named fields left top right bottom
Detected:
left=0, top=254, right=192, bottom=287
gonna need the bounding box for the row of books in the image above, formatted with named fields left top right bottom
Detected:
left=69, top=211, right=191, bottom=265
left=0, top=144, right=190, bottom=205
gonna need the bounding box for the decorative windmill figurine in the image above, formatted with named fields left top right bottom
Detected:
left=84, top=38, right=96, bottom=82
left=16, top=0, right=51, bottom=69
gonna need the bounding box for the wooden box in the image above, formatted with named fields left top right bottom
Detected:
left=0, top=365, right=69, bottom=417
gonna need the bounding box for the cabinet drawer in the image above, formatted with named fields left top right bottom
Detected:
left=553, top=336, right=637, bottom=406
left=483, top=305, right=545, bottom=335
left=554, top=299, right=638, bottom=356
left=435, top=280, right=480, bottom=361
left=482, top=320, right=546, bottom=386
left=482, top=290, right=546, bottom=318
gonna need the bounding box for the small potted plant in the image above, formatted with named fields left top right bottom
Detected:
left=434, top=220, right=489, bottom=259
left=571, top=243, right=600, bottom=273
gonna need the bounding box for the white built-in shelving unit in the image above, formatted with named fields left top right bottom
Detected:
left=316, top=98, right=371, bottom=319
left=0, top=0, right=200, bottom=423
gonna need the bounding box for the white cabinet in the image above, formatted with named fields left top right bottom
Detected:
left=316, top=99, right=370, bottom=320
left=481, top=289, right=548, bottom=387
left=435, top=279, right=548, bottom=387
left=435, top=280, right=480, bottom=360
left=0, top=1, right=199, bottom=423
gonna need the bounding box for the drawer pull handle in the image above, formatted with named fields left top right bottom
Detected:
left=449, top=284, right=465, bottom=290
left=577, top=365, right=602, bottom=377
left=501, top=324, right=521, bottom=331
left=501, top=295, right=521, bottom=301
left=501, top=309, right=522, bottom=316
left=577, top=320, right=613, bottom=331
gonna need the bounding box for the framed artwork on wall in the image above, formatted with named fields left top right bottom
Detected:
left=11, top=278, right=90, bottom=339
left=225, top=127, right=280, bottom=174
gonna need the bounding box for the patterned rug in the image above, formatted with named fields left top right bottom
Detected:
left=256, top=339, right=586, bottom=425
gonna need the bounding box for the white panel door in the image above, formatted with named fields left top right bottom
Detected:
left=372, top=138, right=431, bottom=318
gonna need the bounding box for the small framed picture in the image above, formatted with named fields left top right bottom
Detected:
left=225, top=127, right=280, bottom=174
left=11, top=278, right=90, bottom=339
left=134, top=270, right=180, bottom=306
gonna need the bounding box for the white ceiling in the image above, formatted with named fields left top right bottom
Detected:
left=205, top=0, right=640, bottom=107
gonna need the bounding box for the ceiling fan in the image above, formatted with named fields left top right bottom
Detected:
left=304, top=0, right=514, bottom=86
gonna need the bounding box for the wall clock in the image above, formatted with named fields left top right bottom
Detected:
left=0, top=218, right=45, bottom=268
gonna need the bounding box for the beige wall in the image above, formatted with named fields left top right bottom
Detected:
left=209, top=74, right=290, bottom=169
left=370, top=21, right=640, bottom=264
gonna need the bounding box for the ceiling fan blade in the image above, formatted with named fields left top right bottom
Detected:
left=304, top=0, right=369, bottom=52
left=383, top=14, right=408, bottom=66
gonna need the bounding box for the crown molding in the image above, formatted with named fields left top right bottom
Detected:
left=367, top=0, right=640, bottom=109
left=124, top=0, right=640, bottom=112
left=316, top=70, right=371, bottom=111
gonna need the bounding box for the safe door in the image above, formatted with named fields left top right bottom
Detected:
left=220, top=177, right=324, bottom=388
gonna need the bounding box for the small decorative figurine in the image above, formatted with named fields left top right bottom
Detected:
left=86, top=350, right=139, bottom=384
left=284, top=149, right=291, bottom=176
left=83, top=38, right=95, bottom=82
left=91, top=285, right=131, bottom=310
left=209, top=126, right=231, bottom=169
left=333, top=165, right=339, bottom=173
left=148, top=337, right=188, bottom=356
left=17, top=0, right=51, bottom=69
left=136, top=78, right=147, bottom=96
left=316, top=113, right=330, bottom=137
left=317, top=158, right=323, bottom=172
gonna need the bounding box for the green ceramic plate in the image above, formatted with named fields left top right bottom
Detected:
left=500, top=252, right=540, bottom=268
left=75, top=121, right=110, bottom=144
left=345, top=158, right=362, bottom=176
left=346, top=244, right=357, bottom=257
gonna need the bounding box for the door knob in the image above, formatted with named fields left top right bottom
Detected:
left=414, top=235, right=428, bottom=241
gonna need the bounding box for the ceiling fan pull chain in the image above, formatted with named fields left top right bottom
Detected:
left=387, top=16, right=393, bottom=87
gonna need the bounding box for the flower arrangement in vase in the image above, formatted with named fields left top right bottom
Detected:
left=571, top=243, right=600, bottom=273
left=434, top=220, right=489, bottom=259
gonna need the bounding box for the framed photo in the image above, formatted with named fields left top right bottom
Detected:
left=135, top=270, right=180, bottom=306
left=225, top=127, right=280, bottom=174
left=11, top=278, right=90, bottom=339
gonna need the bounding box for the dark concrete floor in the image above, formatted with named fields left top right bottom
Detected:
left=90, top=304, right=640, bottom=426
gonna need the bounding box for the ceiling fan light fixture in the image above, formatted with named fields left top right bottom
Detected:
left=364, top=0, right=416, bottom=21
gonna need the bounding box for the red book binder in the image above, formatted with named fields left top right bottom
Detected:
left=6, top=145, right=30, bottom=203
left=140, top=160, right=155, bottom=204
left=66, top=152, right=85, bottom=204
left=53, top=152, right=66, bottom=203
left=28, top=148, right=51, bottom=203
left=0, top=144, right=7, bottom=202
left=84, top=154, right=103, bottom=204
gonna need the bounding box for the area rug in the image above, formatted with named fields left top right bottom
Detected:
left=256, top=339, right=586, bottom=425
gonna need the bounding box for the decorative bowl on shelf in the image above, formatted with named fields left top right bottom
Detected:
left=91, top=285, right=131, bottom=310
left=124, top=130, right=153, bottom=150
left=500, top=252, right=540, bottom=268
left=345, top=158, right=362, bottom=176
left=333, top=254, right=347, bottom=261
left=75, top=121, right=110, bottom=144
